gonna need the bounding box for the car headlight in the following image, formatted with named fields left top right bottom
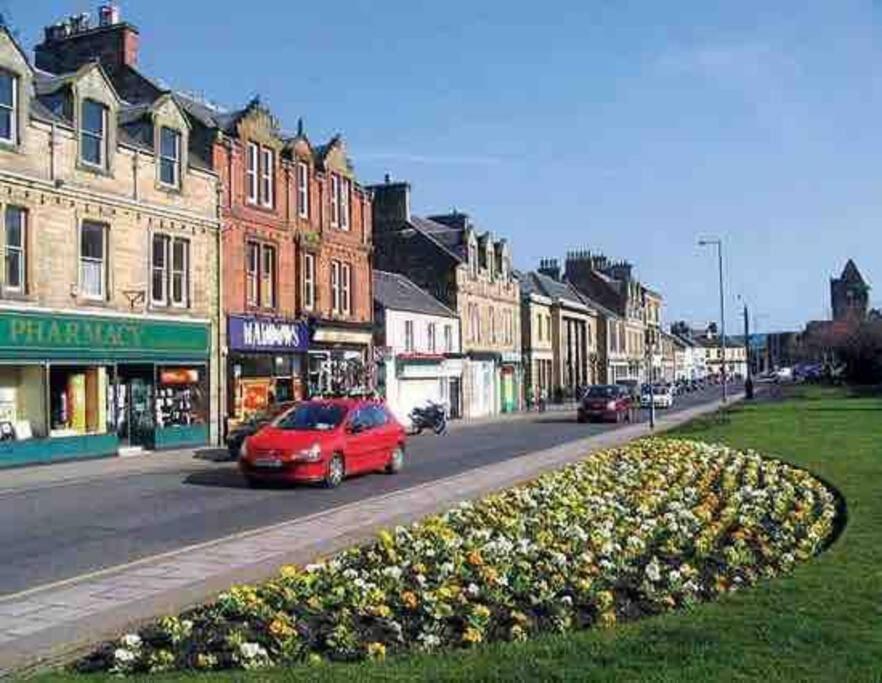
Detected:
left=298, top=443, right=322, bottom=462
left=606, top=401, right=617, bottom=410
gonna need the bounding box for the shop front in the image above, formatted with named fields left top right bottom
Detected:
left=308, top=321, right=373, bottom=397
left=0, top=309, right=212, bottom=469
left=500, top=351, right=523, bottom=414
left=227, top=314, right=309, bottom=431
left=380, top=353, right=464, bottom=427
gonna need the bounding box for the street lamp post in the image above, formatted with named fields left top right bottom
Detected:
left=698, top=238, right=727, bottom=404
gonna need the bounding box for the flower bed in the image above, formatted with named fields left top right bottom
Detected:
left=76, top=439, right=837, bottom=674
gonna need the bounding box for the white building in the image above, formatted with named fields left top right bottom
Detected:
left=373, top=271, right=463, bottom=426
left=671, top=334, right=707, bottom=381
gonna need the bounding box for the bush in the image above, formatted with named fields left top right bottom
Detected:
left=76, top=439, right=836, bottom=675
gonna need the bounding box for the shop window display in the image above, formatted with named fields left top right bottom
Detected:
left=0, top=365, right=48, bottom=441
left=156, top=367, right=208, bottom=429
left=49, top=365, right=112, bottom=437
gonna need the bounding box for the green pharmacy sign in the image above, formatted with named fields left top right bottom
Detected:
left=0, top=311, right=210, bottom=361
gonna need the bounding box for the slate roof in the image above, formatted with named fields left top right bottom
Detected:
left=374, top=270, right=456, bottom=318
left=409, top=216, right=467, bottom=262
left=839, top=259, right=865, bottom=285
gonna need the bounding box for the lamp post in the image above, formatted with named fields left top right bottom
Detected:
left=698, top=238, right=727, bottom=404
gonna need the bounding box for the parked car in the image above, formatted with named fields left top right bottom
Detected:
left=225, top=401, right=297, bottom=459
left=578, top=385, right=633, bottom=423
left=239, top=399, right=406, bottom=488
left=640, top=384, right=674, bottom=409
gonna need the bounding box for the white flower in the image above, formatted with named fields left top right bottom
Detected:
left=120, top=634, right=142, bottom=649
left=239, top=641, right=267, bottom=660
left=467, top=583, right=480, bottom=596
left=645, top=557, right=662, bottom=583
left=382, top=566, right=403, bottom=580
left=114, top=648, right=136, bottom=664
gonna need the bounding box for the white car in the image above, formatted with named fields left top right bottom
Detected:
left=640, top=385, right=674, bottom=409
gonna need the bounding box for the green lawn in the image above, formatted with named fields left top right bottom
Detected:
left=43, top=388, right=882, bottom=681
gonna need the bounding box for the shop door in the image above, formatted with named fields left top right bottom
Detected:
left=448, top=378, right=462, bottom=419
left=117, top=368, right=154, bottom=448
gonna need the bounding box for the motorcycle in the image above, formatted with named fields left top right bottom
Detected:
left=409, top=401, right=447, bottom=435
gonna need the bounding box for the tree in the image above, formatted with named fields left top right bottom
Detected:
left=838, top=320, right=882, bottom=384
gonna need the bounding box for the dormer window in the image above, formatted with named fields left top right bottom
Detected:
left=81, top=99, right=107, bottom=167
left=0, top=70, right=17, bottom=145
left=159, top=126, right=181, bottom=187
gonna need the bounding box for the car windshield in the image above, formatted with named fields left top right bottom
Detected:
left=586, top=386, right=617, bottom=399
left=274, top=403, right=346, bottom=431
left=251, top=402, right=294, bottom=423
left=653, top=386, right=668, bottom=395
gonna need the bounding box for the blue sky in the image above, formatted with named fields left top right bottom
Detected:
left=5, top=1, right=882, bottom=331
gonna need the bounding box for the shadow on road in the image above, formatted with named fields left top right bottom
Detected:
left=193, top=447, right=232, bottom=462
left=184, top=467, right=251, bottom=489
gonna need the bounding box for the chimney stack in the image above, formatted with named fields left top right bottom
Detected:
left=538, top=258, right=561, bottom=281
left=35, top=4, right=139, bottom=75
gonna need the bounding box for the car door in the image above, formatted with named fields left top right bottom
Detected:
left=344, top=406, right=375, bottom=474
left=369, top=405, right=397, bottom=467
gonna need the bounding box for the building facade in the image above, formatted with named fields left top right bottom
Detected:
left=370, top=180, right=522, bottom=418
left=0, top=24, right=220, bottom=468
left=564, top=251, right=661, bottom=384
left=34, top=7, right=375, bottom=435
left=373, top=270, right=462, bottom=425
left=522, top=263, right=599, bottom=401
left=520, top=275, right=553, bottom=404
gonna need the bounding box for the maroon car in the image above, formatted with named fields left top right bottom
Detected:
left=577, top=385, right=632, bottom=423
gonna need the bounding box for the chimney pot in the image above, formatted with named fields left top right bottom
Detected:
left=384, top=173, right=390, bottom=184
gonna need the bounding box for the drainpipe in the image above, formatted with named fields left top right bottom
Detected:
left=215, top=179, right=224, bottom=446
left=49, top=123, right=57, bottom=182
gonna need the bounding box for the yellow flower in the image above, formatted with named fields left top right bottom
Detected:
left=268, top=615, right=295, bottom=639
left=401, top=591, right=419, bottom=609
left=366, top=641, right=387, bottom=660
left=462, top=627, right=483, bottom=644
left=369, top=604, right=392, bottom=618
left=599, top=610, right=617, bottom=628
left=279, top=564, right=300, bottom=580
left=472, top=604, right=491, bottom=620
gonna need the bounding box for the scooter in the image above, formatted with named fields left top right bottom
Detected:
left=409, top=402, right=447, bottom=435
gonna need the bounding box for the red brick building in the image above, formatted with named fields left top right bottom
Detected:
left=34, top=6, right=374, bottom=433
left=199, top=98, right=374, bottom=426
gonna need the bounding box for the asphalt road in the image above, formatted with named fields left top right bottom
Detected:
left=0, top=387, right=725, bottom=596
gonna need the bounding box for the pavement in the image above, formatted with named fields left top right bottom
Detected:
left=0, top=387, right=737, bottom=675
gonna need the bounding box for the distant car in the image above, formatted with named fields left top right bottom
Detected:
left=641, top=384, right=674, bottom=409
left=239, top=399, right=406, bottom=488
left=615, top=379, right=641, bottom=401
left=578, top=385, right=632, bottom=423
left=226, top=401, right=297, bottom=459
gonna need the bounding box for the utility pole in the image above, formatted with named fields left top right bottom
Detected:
left=699, top=238, right=727, bottom=404
left=743, top=303, right=754, bottom=399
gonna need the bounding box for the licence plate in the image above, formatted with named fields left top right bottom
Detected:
left=253, top=458, right=282, bottom=469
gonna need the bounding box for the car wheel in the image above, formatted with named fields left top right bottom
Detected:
left=577, top=414, right=587, bottom=424
left=246, top=477, right=267, bottom=489
left=386, top=446, right=404, bottom=474
left=324, top=454, right=345, bottom=489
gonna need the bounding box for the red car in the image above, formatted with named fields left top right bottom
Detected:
left=239, top=399, right=406, bottom=488
left=577, top=385, right=633, bottom=423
